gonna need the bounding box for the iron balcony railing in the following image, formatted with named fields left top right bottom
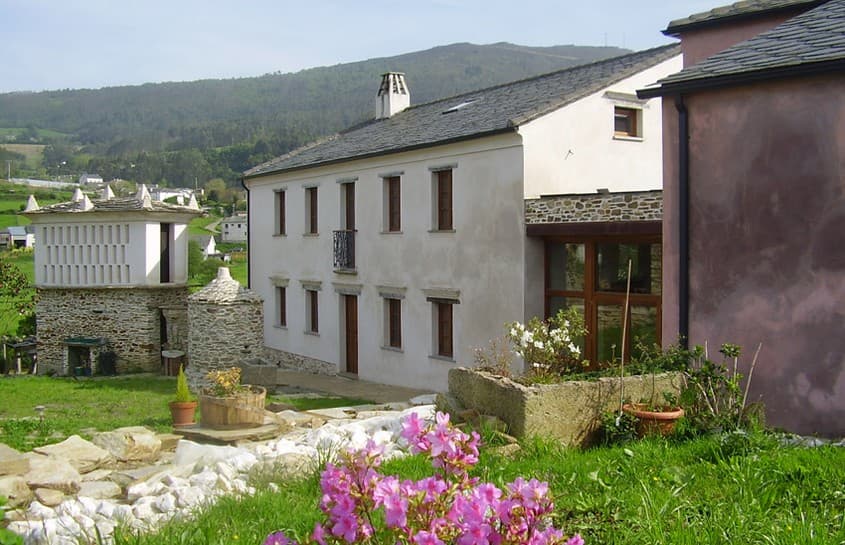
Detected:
left=333, top=229, right=355, bottom=270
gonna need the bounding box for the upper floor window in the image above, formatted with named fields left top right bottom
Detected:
left=614, top=107, right=641, bottom=138
left=384, top=176, right=401, bottom=232
left=385, top=297, right=402, bottom=348
left=275, top=190, right=286, bottom=235
left=434, top=169, right=453, bottom=231
left=305, top=187, right=318, bottom=234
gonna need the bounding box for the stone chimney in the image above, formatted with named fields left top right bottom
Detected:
left=376, top=72, right=410, bottom=120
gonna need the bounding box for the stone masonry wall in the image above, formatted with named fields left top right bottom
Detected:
left=187, top=301, right=264, bottom=389
left=261, top=345, right=336, bottom=375
left=524, top=190, right=662, bottom=224
left=36, top=287, right=189, bottom=375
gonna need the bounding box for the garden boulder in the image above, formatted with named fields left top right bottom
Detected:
left=91, top=426, right=161, bottom=462
left=34, top=435, right=114, bottom=473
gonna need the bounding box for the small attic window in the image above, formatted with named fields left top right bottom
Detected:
left=442, top=100, right=477, bottom=114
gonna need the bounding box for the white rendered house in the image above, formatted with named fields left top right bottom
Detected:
left=221, top=214, right=248, bottom=243
left=243, top=45, right=682, bottom=391
left=22, top=185, right=201, bottom=375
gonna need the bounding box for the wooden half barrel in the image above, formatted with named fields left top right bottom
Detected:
left=199, top=386, right=267, bottom=430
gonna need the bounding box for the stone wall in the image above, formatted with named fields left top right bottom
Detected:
left=524, top=190, right=662, bottom=224
left=447, top=367, right=683, bottom=447
left=186, top=268, right=264, bottom=390
left=260, top=346, right=336, bottom=375
left=36, top=286, right=189, bottom=375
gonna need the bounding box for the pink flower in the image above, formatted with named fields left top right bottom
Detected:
left=566, top=535, right=585, bottom=545
left=311, top=524, right=327, bottom=545
left=330, top=514, right=359, bottom=543
left=263, top=531, right=295, bottom=545
left=413, top=530, right=445, bottom=545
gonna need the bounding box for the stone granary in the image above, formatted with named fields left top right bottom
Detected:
left=21, top=185, right=201, bottom=375
left=187, top=267, right=263, bottom=390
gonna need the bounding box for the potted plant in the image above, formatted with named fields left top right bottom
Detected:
left=622, top=342, right=687, bottom=437
left=169, top=364, right=197, bottom=428
left=199, top=367, right=266, bottom=430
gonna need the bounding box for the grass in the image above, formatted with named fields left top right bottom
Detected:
left=0, top=375, right=373, bottom=452
left=107, top=431, right=845, bottom=545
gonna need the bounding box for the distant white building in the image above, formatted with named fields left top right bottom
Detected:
left=192, top=234, right=217, bottom=259
left=150, top=186, right=197, bottom=205
left=220, top=214, right=247, bottom=243
left=4, top=226, right=35, bottom=249
left=78, top=173, right=104, bottom=185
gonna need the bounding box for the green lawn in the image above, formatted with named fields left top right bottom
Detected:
left=0, top=375, right=372, bottom=451
left=107, top=431, right=845, bottom=545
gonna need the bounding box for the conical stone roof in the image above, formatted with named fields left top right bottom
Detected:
left=188, top=267, right=262, bottom=304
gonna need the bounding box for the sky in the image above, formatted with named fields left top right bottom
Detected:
left=0, top=1, right=718, bottom=94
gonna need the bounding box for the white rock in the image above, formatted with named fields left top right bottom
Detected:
left=228, top=452, right=258, bottom=472
left=372, top=430, right=393, bottom=446
left=268, top=482, right=280, bottom=493
left=82, top=468, right=113, bottom=482
left=154, top=492, right=177, bottom=512
left=162, top=474, right=190, bottom=488
left=175, top=485, right=205, bottom=508
left=34, top=435, right=114, bottom=473
left=173, top=440, right=242, bottom=467
left=214, top=461, right=237, bottom=481
left=127, top=481, right=166, bottom=501
left=27, top=500, right=57, bottom=519
left=189, top=469, right=220, bottom=489
left=112, top=504, right=134, bottom=522
left=78, top=495, right=99, bottom=515
left=55, top=514, right=81, bottom=535
left=132, top=499, right=157, bottom=520
left=55, top=499, right=84, bottom=518
left=96, top=500, right=116, bottom=518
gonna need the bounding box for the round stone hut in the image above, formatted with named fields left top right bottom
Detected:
left=187, top=267, right=263, bottom=389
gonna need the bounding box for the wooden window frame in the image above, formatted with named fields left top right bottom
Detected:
left=614, top=107, right=640, bottom=138
left=387, top=298, right=402, bottom=348
left=277, top=286, right=287, bottom=327
left=276, top=191, right=286, bottom=235
left=436, top=170, right=453, bottom=231
left=306, top=289, right=319, bottom=333
left=306, top=187, right=318, bottom=234
left=435, top=301, right=454, bottom=358
left=543, top=235, right=661, bottom=365
left=387, top=176, right=401, bottom=232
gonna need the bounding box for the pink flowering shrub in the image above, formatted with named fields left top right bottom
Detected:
left=264, top=411, right=583, bottom=545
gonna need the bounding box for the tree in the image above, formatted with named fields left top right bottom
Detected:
left=0, top=259, right=35, bottom=338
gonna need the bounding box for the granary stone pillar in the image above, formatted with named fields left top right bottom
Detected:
left=186, top=267, right=264, bottom=390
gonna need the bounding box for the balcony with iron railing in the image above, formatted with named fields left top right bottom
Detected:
left=333, top=229, right=355, bottom=271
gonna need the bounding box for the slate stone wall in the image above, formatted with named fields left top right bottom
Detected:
left=524, top=190, right=662, bottom=224
left=262, top=346, right=335, bottom=375
left=186, top=300, right=264, bottom=389
left=36, top=287, right=189, bottom=375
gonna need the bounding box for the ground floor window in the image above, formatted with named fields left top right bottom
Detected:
left=545, top=236, right=661, bottom=365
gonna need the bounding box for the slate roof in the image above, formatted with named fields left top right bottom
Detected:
left=665, top=0, right=828, bottom=35
left=7, top=226, right=28, bottom=237
left=640, top=0, right=845, bottom=96
left=245, top=44, right=681, bottom=179
left=23, top=196, right=202, bottom=216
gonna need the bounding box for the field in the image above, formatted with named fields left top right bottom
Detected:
left=0, top=375, right=372, bottom=452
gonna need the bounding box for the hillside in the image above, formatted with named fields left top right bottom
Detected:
left=0, top=42, right=628, bottom=187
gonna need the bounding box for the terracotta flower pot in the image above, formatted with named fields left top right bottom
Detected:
left=622, top=403, right=685, bottom=437
left=169, top=400, right=198, bottom=428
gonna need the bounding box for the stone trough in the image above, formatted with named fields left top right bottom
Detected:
left=444, top=367, right=683, bottom=447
